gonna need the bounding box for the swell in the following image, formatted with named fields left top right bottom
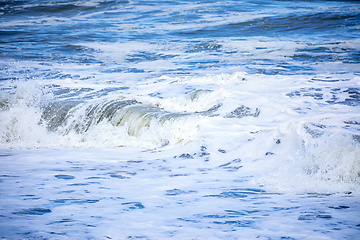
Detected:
left=0, top=1, right=109, bottom=17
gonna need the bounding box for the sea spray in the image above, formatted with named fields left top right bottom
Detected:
left=248, top=120, right=360, bottom=193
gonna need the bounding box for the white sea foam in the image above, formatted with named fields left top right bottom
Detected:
left=1, top=1, right=360, bottom=238
left=244, top=120, right=360, bottom=194
left=2, top=72, right=359, bottom=194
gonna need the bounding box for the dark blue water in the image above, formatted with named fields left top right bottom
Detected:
left=1, top=0, right=359, bottom=78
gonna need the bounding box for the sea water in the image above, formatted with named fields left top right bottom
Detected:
left=0, top=0, right=360, bottom=239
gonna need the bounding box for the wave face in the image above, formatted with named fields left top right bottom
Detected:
left=0, top=84, right=205, bottom=149
left=1, top=1, right=360, bottom=239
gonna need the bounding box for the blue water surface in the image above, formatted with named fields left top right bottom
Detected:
left=1, top=0, right=360, bottom=239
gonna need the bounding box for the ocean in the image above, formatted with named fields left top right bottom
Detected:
left=1, top=0, right=360, bottom=239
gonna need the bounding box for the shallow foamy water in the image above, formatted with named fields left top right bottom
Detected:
left=1, top=0, right=360, bottom=239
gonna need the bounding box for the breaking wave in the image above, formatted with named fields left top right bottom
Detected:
left=0, top=84, right=204, bottom=149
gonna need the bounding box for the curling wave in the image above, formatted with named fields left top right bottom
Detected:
left=0, top=91, right=202, bottom=149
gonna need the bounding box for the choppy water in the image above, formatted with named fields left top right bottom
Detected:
left=1, top=0, right=360, bottom=239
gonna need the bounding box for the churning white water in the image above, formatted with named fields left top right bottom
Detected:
left=1, top=0, right=360, bottom=239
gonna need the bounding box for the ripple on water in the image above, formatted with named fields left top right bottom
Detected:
left=13, top=208, right=52, bottom=215
left=165, top=188, right=197, bottom=196
left=55, top=174, right=76, bottom=180
left=203, top=188, right=268, bottom=199
left=51, top=199, right=100, bottom=205
left=121, top=202, right=145, bottom=210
